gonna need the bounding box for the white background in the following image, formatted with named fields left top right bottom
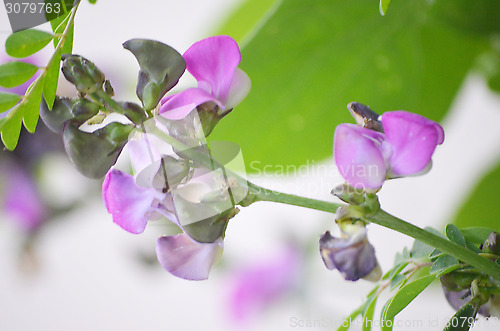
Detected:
left=1, top=1, right=500, bottom=330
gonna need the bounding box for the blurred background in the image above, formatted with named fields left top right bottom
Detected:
left=1, top=0, right=500, bottom=330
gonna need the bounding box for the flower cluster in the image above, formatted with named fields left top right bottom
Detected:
left=320, top=102, right=444, bottom=281
left=102, top=35, right=250, bottom=280
left=334, top=102, right=444, bottom=191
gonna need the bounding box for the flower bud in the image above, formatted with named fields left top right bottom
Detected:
left=331, top=183, right=365, bottom=205
left=482, top=232, right=500, bottom=255
left=319, top=228, right=378, bottom=281
left=61, top=54, right=105, bottom=94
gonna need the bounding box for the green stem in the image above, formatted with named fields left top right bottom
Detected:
left=250, top=183, right=500, bottom=281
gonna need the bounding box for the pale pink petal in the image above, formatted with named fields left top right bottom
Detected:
left=334, top=124, right=387, bottom=191
left=159, top=88, right=220, bottom=119
left=127, top=136, right=161, bottom=176
left=183, top=35, right=241, bottom=104
left=156, top=234, right=223, bottom=280
left=102, top=169, right=164, bottom=234
left=225, top=68, right=251, bottom=109
left=381, top=111, right=444, bottom=176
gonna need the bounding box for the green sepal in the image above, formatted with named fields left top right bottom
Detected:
left=62, top=121, right=133, bottom=178
left=123, top=39, right=186, bottom=111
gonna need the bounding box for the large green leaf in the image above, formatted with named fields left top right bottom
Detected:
left=43, top=49, right=62, bottom=109
left=5, top=29, right=54, bottom=58
left=0, top=61, right=39, bottom=88
left=210, top=0, right=488, bottom=171
left=453, top=161, right=500, bottom=230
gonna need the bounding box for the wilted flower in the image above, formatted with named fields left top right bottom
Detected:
left=319, top=228, right=380, bottom=281
left=334, top=107, right=444, bottom=191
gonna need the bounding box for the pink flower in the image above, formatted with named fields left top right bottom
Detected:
left=334, top=110, right=444, bottom=191
left=227, top=247, right=302, bottom=322
left=159, top=35, right=251, bottom=120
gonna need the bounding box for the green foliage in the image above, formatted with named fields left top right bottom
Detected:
left=0, top=61, right=39, bottom=88
left=380, top=274, right=437, bottom=331
left=211, top=0, right=488, bottom=172
left=379, top=0, right=390, bottom=16
left=217, top=0, right=279, bottom=43
left=430, top=255, right=460, bottom=275
left=0, top=93, right=21, bottom=113
left=43, top=49, right=62, bottom=109
left=443, top=304, right=476, bottom=331
left=23, top=78, right=44, bottom=133
left=453, top=161, right=500, bottom=231
left=123, top=39, right=186, bottom=111
left=5, top=29, right=54, bottom=58
left=0, top=104, right=23, bottom=150
left=446, top=224, right=467, bottom=247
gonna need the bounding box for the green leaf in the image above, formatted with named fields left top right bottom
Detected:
left=23, top=78, right=44, bottom=133
left=379, top=0, right=391, bottom=16
left=0, top=61, right=39, bottom=88
left=453, top=161, right=500, bottom=231
left=211, top=0, right=487, bottom=172
left=0, top=104, right=24, bottom=150
left=362, top=295, right=378, bottom=331
left=382, top=261, right=409, bottom=281
left=429, top=0, right=500, bottom=36
left=411, top=227, right=444, bottom=258
left=446, top=224, right=466, bottom=247
left=123, top=39, right=186, bottom=111
left=430, top=255, right=460, bottom=275
left=217, top=0, right=280, bottom=43
left=51, top=11, right=74, bottom=54
left=43, top=49, right=62, bottom=109
left=460, top=227, right=498, bottom=245
left=0, top=92, right=22, bottom=113
left=381, top=274, right=437, bottom=331
left=5, top=29, right=54, bottom=58
left=443, top=304, right=476, bottom=331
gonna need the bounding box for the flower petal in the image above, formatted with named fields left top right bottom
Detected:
left=183, top=35, right=241, bottom=105
left=381, top=111, right=444, bottom=176
left=156, top=234, right=223, bottom=280
left=102, top=168, right=164, bottom=234
left=225, top=68, right=251, bottom=109
left=159, top=87, right=220, bottom=119
left=2, top=164, right=46, bottom=231
left=334, top=123, right=387, bottom=191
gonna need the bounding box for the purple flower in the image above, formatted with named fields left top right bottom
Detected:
left=227, top=246, right=302, bottom=322
left=334, top=110, right=444, bottom=191
left=442, top=287, right=491, bottom=317
left=1, top=162, right=47, bottom=231
left=319, top=228, right=379, bottom=281
left=159, top=35, right=251, bottom=120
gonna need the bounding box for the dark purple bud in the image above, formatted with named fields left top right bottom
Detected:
left=319, top=228, right=378, bottom=281
left=442, top=287, right=490, bottom=317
